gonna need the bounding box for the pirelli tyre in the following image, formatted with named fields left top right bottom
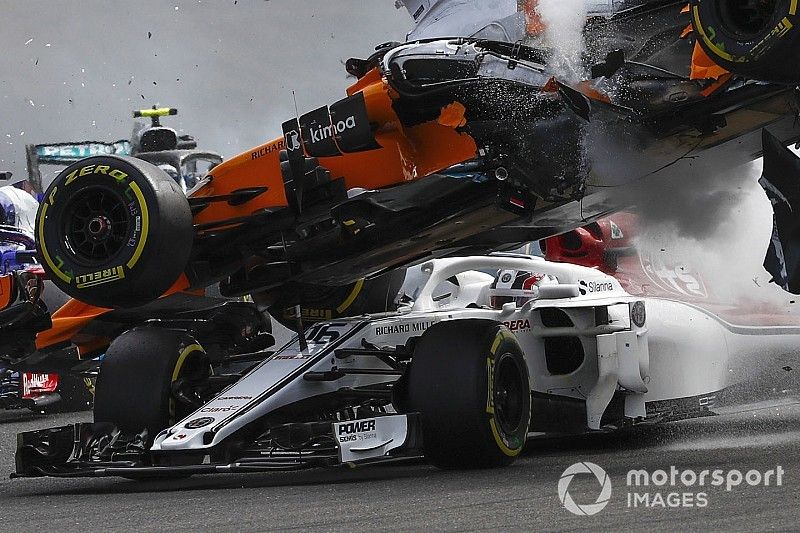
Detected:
left=690, top=0, right=800, bottom=84
left=407, top=320, right=531, bottom=469
left=268, top=269, right=406, bottom=331
left=94, top=327, right=209, bottom=440
left=37, top=155, right=193, bottom=308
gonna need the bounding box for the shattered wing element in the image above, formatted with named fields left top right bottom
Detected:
left=760, top=129, right=800, bottom=293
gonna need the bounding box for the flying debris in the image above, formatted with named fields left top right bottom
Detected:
left=29, top=0, right=800, bottom=316
left=760, top=131, right=800, bottom=294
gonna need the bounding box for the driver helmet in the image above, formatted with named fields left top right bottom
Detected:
left=488, top=269, right=557, bottom=309
left=158, top=164, right=180, bottom=183
left=396, top=0, right=434, bottom=22
left=0, top=190, right=16, bottom=227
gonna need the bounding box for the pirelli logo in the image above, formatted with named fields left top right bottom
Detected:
left=75, top=266, right=125, bottom=288
left=751, top=17, right=794, bottom=59
left=284, top=308, right=333, bottom=321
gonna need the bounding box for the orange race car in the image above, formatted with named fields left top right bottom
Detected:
left=31, top=0, right=800, bottom=360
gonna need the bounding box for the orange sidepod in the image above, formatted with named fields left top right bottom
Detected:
left=190, top=138, right=291, bottom=227
left=35, top=274, right=194, bottom=355
left=321, top=79, right=478, bottom=187
left=191, top=68, right=478, bottom=227
left=35, top=298, right=109, bottom=353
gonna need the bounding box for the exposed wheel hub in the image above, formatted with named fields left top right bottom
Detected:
left=719, top=0, right=778, bottom=38
left=88, top=216, right=112, bottom=241
left=64, top=187, right=131, bottom=264
left=494, top=355, right=525, bottom=435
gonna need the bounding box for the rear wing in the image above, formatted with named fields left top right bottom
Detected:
left=25, top=140, right=131, bottom=193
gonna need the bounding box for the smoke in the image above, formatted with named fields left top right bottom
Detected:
left=631, top=159, right=794, bottom=306
left=536, top=0, right=588, bottom=81
left=632, top=159, right=800, bottom=402
left=633, top=156, right=759, bottom=241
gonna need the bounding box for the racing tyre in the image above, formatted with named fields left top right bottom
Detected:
left=268, top=269, right=406, bottom=331
left=407, top=320, right=530, bottom=469
left=94, top=327, right=209, bottom=440
left=37, top=155, right=193, bottom=308
left=691, top=0, right=800, bottom=83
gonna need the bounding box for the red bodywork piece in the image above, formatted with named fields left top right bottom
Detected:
left=543, top=214, right=800, bottom=328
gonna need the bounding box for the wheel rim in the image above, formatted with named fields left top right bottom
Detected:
left=170, top=349, right=211, bottom=422
left=494, top=354, right=526, bottom=435
left=62, top=186, right=131, bottom=265
left=718, top=0, right=778, bottom=38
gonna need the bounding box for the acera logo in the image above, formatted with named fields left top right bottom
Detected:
left=309, top=115, right=357, bottom=144
left=503, top=319, right=531, bottom=332
left=338, top=419, right=376, bottom=435
left=558, top=462, right=612, bottom=516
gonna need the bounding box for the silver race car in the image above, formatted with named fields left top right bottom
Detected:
left=14, top=254, right=800, bottom=478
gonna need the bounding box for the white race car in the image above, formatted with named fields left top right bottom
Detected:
left=14, top=254, right=800, bottom=477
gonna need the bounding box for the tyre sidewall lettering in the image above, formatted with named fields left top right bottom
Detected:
left=693, top=0, right=798, bottom=64
left=485, top=327, right=528, bottom=457
left=39, top=160, right=150, bottom=291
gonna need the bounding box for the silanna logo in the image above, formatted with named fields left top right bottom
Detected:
left=579, top=280, right=614, bottom=296
left=309, top=115, right=358, bottom=144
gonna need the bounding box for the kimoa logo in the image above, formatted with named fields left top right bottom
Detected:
left=309, top=115, right=357, bottom=143
left=558, top=462, right=613, bottom=516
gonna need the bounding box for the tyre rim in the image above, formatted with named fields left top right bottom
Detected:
left=718, top=0, right=778, bottom=38
left=494, top=354, right=525, bottom=435
left=63, top=186, right=131, bottom=265
left=170, top=350, right=211, bottom=421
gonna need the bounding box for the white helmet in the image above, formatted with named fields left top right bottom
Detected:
left=0, top=185, right=38, bottom=235
left=488, top=269, right=558, bottom=309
